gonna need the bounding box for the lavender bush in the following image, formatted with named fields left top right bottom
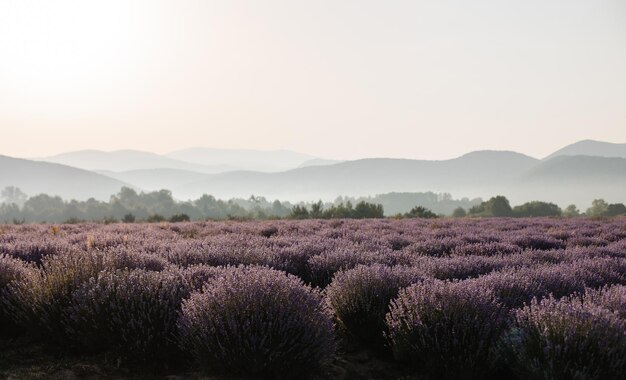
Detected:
left=65, top=269, right=187, bottom=365
left=468, top=269, right=547, bottom=310
left=177, top=266, right=336, bottom=377
left=0, top=254, right=33, bottom=334
left=510, top=295, right=626, bottom=380
left=584, top=284, right=626, bottom=319
left=3, top=250, right=106, bottom=341
left=326, top=264, right=425, bottom=348
left=171, top=264, right=224, bottom=294
left=386, top=279, right=507, bottom=379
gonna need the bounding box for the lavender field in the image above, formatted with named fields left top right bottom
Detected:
left=1, top=218, right=626, bottom=379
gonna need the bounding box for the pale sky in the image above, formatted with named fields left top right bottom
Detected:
left=0, top=0, right=625, bottom=160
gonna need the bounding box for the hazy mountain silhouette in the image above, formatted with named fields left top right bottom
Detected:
left=176, top=151, right=539, bottom=201
left=39, top=150, right=232, bottom=174
left=0, top=155, right=130, bottom=200
left=525, top=155, right=626, bottom=180
left=544, top=140, right=626, bottom=160
left=6, top=140, right=625, bottom=208
left=506, top=155, right=626, bottom=207
left=297, top=158, right=345, bottom=168
left=166, top=148, right=317, bottom=172
left=96, top=169, right=212, bottom=194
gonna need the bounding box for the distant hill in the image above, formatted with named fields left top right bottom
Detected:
left=96, top=169, right=212, bottom=196
left=38, top=150, right=231, bottom=174
left=166, top=148, right=317, bottom=172
left=525, top=155, right=626, bottom=181
left=0, top=155, right=129, bottom=201
left=504, top=155, right=626, bottom=207
left=9, top=140, right=626, bottom=209
left=298, top=158, right=344, bottom=168
left=544, top=140, right=626, bottom=160
left=177, top=151, right=539, bottom=201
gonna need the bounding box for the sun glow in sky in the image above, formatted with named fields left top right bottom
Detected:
left=1, top=0, right=625, bottom=160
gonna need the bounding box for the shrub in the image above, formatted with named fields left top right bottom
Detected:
left=65, top=269, right=187, bottom=365
left=469, top=269, right=546, bottom=310
left=103, top=247, right=170, bottom=271
left=524, top=264, right=584, bottom=299
left=509, top=234, right=565, bottom=251
left=177, top=266, right=336, bottom=377
left=169, top=214, right=190, bottom=223
left=387, top=235, right=412, bottom=251
left=584, top=284, right=626, bottom=320
left=326, top=264, right=424, bottom=348
left=306, top=249, right=386, bottom=287
left=386, top=280, right=507, bottom=379
left=452, top=242, right=521, bottom=257
left=510, top=295, right=626, bottom=380
left=173, top=264, right=224, bottom=294
left=470, top=260, right=624, bottom=313
left=147, top=214, right=166, bottom=223
left=260, top=225, right=279, bottom=238
left=571, top=258, right=626, bottom=289
left=407, top=237, right=459, bottom=257
left=0, top=239, right=76, bottom=264
left=0, top=255, right=31, bottom=294
left=266, top=244, right=320, bottom=280
left=0, top=255, right=33, bottom=334
left=521, top=259, right=626, bottom=302
left=3, top=250, right=106, bottom=341
left=415, top=255, right=505, bottom=280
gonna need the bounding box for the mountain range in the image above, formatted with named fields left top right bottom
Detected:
left=1, top=139, right=624, bottom=208
left=39, top=148, right=321, bottom=173
left=0, top=155, right=130, bottom=201
left=544, top=140, right=626, bottom=160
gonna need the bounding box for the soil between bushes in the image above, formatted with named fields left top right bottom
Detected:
left=0, top=336, right=422, bottom=380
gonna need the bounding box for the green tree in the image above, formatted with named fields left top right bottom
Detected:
left=586, top=199, right=609, bottom=217
left=513, top=201, right=561, bottom=217
left=169, top=213, right=190, bottom=222
left=1, top=186, right=27, bottom=206
left=323, top=202, right=354, bottom=218
left=452, top=207, right=467, bottom=217
left=146, top=214, right=166, bottom=223
left=289, top=205, right=310, bottom=219
left=562, top=204, right=580, bottom=217
left=22, top=194, right=65, bottom=222
left=310, top=201, right=324, bottom=218
left=469, top=196, right=513, bottom=217
left=606, top=203, right=626, bottom=217
left=353, top=201, right=384, bottom=219
left=271, top=200, right=290, bottom=218
left=404, top=206, right=438, bottom=218
left=0, top=202, right=22, bottom=223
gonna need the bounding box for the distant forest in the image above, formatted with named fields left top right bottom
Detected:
left=0, top=186, right=624, bottom=223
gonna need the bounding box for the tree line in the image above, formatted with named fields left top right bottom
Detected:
left=0, top=186, right=293, bottom=223
left=288, top=196, right=626, bottom=219
left=451, top=196, right=626, bottom=218
left=0, top=186, right=624, bottom=223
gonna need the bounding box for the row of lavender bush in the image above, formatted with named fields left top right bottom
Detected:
left=1, top=218, right=626, bottom=379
